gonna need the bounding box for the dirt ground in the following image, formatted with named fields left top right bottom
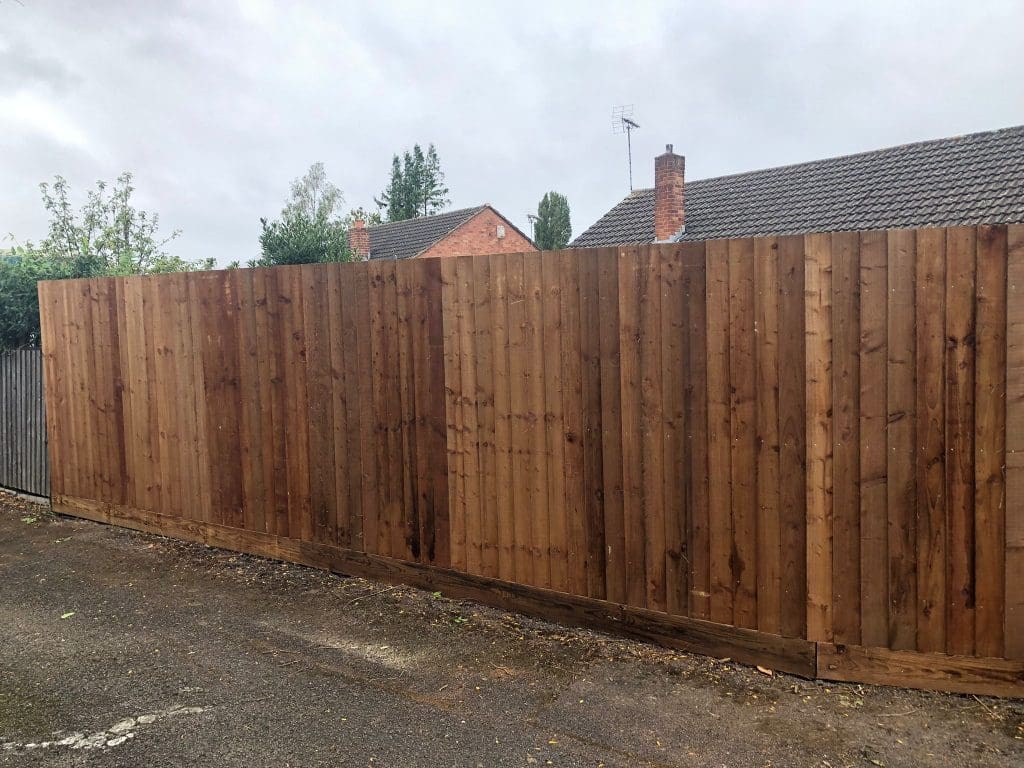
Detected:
left=0, top=491, right=1021, bottom=767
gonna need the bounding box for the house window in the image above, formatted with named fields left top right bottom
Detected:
left=496, top=225, right=506, bottom=239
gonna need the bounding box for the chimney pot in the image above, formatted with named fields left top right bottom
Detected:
left=654, top=144, right=685, bottom=241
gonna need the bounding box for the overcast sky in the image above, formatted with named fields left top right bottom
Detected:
left=2, top=0, right=1023, bottom=265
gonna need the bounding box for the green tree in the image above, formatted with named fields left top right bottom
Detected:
left=1, top=173, right=210, bottom=350
left=533, top=191, right=572, bottom=250
left=258, top=162, right=352, bottom=266
left=37, top=172, right=204, bottom=276
left=375, top=143, right=450, bottom=222
left=420, top=144, right=450, bottom=216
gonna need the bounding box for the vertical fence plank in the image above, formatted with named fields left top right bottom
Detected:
left=168, top=275, right=194, bottom=522
left=579, top=251, right=607, bottom=600
left=558, top=250, right=588, bottom=596
left=302, top=265, right=337, bottom=544
left=472, top=256, right=499, bottom=576
left=327, top=264, right=354, bottom=547
left=859, top=230, right=888, bottom=649
left=284, top=267, right=313, bottom=538
left=354, top=264, right=379, bottom=552
left=618, top=246, right=647, bottom=607
left=120, top=278, right=150, bottom=511
left=754, top=237, right=781, bottom=635
left=598, top=248, right=626, bottom=602
left=150, top=278, right=179, bottom=517
left=729, top=238, right=758, bottom=630
left=92, top=279, right=123, bottom=505
left=254, top=268, right=289, bottom=537
left=946, top=226, right=977, bottom=657
left=506, top=253, right=534, bottom=584
left=542, top=251, right=569, bottom=593
left=243, top=269, right=271, bottom=535
left=490, top=254, right=515, bottom=579
left=916, top=227, right=947, bottom=653
left=396, top=261, right=419, bottom=561
left=777, top=235, right=807, bottom=638
left=832, top=230, right=862, bottom=645
left=38, top=283, right=64, bottom=499
left=456, top=255, right=483, bottom=573
left=975, top=225, right=1007, bottom=658
left=661, top=246, right=687, bottom=616
left=805, top=232, right=834, bottom=643
left=640, top=247, right=666, bottom=612
left=77, top=281, right=101, bottom=504
left=707, top=239, right=734, bottom=624
left=886, top=229, right=917, bottom=650
left=1006, top=225, right=1024, bottom=660
left=684, top=244, right=711, bottom=621
left=425, top=259, right=450, bottom=567
left=524, top=253, right=551, bottom=589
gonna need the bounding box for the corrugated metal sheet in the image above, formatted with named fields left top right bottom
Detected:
left=0, top=349, right=49, bottom=497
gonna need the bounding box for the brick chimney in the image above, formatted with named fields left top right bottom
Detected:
left=654, top=144, right=685, bottom=241
left=348, top=219, right=370, bottom=260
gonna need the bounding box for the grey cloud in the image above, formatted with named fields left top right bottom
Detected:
left=1, top=0, right=1022, bottom=266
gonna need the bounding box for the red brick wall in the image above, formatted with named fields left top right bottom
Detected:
left=654, top=146, right=685, bottom=241
left=418, top=208, right=534, bottom=259
left=348, top=221, right=370, bottom=259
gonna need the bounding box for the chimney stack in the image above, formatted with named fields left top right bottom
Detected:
left=654, top=144, right=685, bottom=241
left=348, top=219, right=370, bottom=259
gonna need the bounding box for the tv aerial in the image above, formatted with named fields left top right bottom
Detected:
left=526, top=213, right=539, bottom=240
left=612, top=105, right=641, bottom=191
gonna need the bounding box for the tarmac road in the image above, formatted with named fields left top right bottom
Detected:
left=1, top=491, right=1021, bottom=767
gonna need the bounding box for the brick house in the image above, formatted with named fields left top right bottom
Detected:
left=348, top=205, right=534, bottom=260
left=571, top=125, right=1024, bottom=247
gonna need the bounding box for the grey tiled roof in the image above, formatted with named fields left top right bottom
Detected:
left=368, top=206, right=486, bottom=260
left=570, top=125, right=1024, bottom=247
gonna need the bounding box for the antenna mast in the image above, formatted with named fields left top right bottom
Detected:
left=612, top=105, right=641, bottom=191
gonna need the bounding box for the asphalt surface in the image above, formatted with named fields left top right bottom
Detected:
left=1, top=490, right=1022, bottom=767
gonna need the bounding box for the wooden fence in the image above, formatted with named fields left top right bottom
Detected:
left=38, top=225, right=1024, bottom=696
left=0, top=349, right=49, bottom=497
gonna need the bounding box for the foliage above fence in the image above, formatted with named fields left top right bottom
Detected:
left=39, top=225, right=1024, bottom=696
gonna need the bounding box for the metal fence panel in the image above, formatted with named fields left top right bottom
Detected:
left=0, top=349, right=49, bottom=497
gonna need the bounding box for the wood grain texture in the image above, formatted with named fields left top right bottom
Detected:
left=618, top=246, right=647, bottom=607
left=944, top=226, right=976, bottom=657
left=728, top=238, right=758, bottom=630
left=831, top=231, right=861, bottom=645
left=817, top=643, right=1024, bottom=698
left=682, top=244, right=710, bottom=621
left=886, top=229, right=917, bottom=650
left=804, top=233, right=834, bottom=642
left=706, top=239, right=734, bottom=625
left=777, top=236, right=807, bottom=639
left=598, top=248, right=625, bottom=603
left=660, top=246, right=687, bottom=616
left=39, top=227, right=1024, bottom=695
left=858, top=231, right=887, bottom=649
left=915, top=227, right=947, bottom=653
left=754, top=238, right=781, bottom=635
left=974, top=225, right=1007, bottom=658
left=1007, top=225, right=1024, bottom=660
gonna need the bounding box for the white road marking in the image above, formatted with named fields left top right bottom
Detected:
left=0, top=704, right=211, bottom=752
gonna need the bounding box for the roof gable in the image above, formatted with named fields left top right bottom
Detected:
left=367, top=206, right=486, bottom=260
left=571, top=125, right=1024, bottom=248
left=368, top=204, right=487, bottom=262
